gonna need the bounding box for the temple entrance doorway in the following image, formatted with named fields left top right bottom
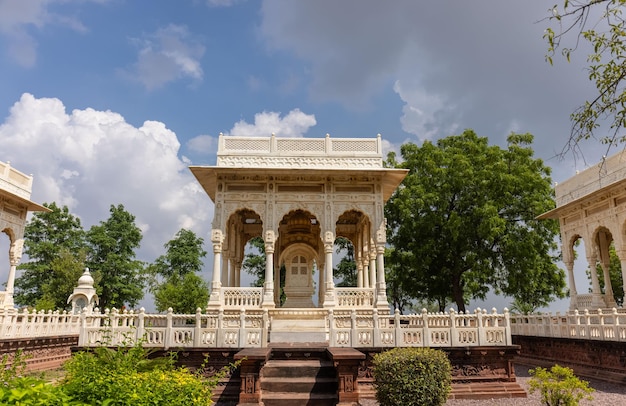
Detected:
left=281, top=244, right=318, bottom=308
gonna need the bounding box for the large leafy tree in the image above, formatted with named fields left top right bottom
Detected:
left=385, top=130, right=566, bottom=312
left=149, top=229, right=209, bottom=313
left=87, top=204, right=145, bottom=310
left=15, top=202, right=87, bottom=307
left=545, top=0, right=626, bottom=155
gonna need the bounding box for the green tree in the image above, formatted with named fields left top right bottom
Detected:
left=150, top=229, right=207, bottom=278
left=87, top=204, right=145, bottom=310
left=545, top=0, right=626, bottom=155
left=385, top=130, right=566, bottom=312
left=15, top=202, right=87, bottom=307
left=333, top=237, right=356, bottom=287
left=152, top=273, right=209, bottom=313
left=149, top=229, right=209, bottom=313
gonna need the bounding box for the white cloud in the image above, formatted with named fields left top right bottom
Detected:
left=228, top=109, right=316, bottom=137
left=0, top=93, right=213, bottom=266
left=0, top=0, right=102, bottom=67
left=187, top=134, right=218, bottom=154
left=123, top=24, right=205, bottom=90
left=393, top=80, right=460, bottom=141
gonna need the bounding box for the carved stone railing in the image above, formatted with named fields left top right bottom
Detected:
left=510, top=309, right=626, bottom=341
left=78, top=308, right=268, bottom=349
left=222, top=287, right=263, bottom=308
left=216, top=134, right=383, bottom=169
left=0, top=160, right=33, bottom=200
left=75, top=307, right=513, bottom=350
left=335, top=288, right=375, bottom=308
left=328, top=308, right=512, bottom=348
left=0, top=308, right=81, bottom=339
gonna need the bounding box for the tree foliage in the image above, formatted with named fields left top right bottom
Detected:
left=545, top=0, right=626, bottom=155
left=15, top=202, right=88, bottom=308
left=87, top=204, right=145, bottom=310
left=333, top=237, right=356, bottom=287
left=149, top=229, right=209, bottom=313
left=242, top=236, right=266, bottom=287
left=385, top=130, right=566, bottom=312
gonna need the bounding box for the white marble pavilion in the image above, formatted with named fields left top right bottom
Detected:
left=190, top=134, right=408, bottom=313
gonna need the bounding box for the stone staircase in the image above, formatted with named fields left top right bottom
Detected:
left=260, top=346, right=338, bottom=406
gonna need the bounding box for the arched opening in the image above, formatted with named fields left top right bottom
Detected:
left=335, top=209, right=371, bottom=288
left=277, top=210, right=321, bottom=308
left=224, top=209, right=263, bottom=288
left=592, top=227, right=619, bottom=307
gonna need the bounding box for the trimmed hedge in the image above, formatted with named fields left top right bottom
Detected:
left=372, top=347, right=451, bottom=406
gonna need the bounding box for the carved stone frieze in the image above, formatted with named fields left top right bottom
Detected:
left=217, top=156, right=382, bottom=169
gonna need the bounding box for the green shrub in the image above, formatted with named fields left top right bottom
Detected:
left=62, top=343, right=227, bottom=405
left=0, top=350, right=84, bottom=405
left=372, top=347, right=451, bottom=406
left=529, top=364, right=594, bottom=406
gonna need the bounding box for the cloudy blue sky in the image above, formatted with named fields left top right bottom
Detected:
left=0, top=0, right=607, bottom=312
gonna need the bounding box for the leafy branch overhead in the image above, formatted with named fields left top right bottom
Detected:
left=545, top=0, right=626, bottom=156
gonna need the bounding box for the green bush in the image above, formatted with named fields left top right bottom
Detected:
left=372, top=347, right=452, bottom=406
left=0, top=350, right=84, bottom=405
left=62, top=344, right=225, bottom=405
left=529, top=364, right=594, bottom=406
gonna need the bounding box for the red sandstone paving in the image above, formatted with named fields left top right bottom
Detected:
left=361, top=364, right=626, bottom=406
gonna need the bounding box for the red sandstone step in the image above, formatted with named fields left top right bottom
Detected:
left=449, top=382, right=527, bottom=400
left=261, top=391, right=337, bottom=406
left=261, top=376, right=337, bottom=393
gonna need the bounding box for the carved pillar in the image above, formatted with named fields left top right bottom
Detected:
left=369, top=246, right=377, bottom=293
left=208, top=230, right=223, bottom=307
left=598, top=232, right=616, bottom=307
left=618, top=249, right=626, bottom=307
left=323, top=231, right=336, bottom=308
left=222, top=255, right=230, bottom=287
left=262, top=230, right=275, bottom=308
left=375, top=225, right=388, bottom=310
left=587, top=249, right=605, bottom=308
left=375, top=244, right=388, bottom=309
left=563, top=243, right=578, bottom=311
left=356, top=259, right=363, bottom=288
left=363, top=260, right=370, bottom=289
left=5, top=239, right=23, bottom=309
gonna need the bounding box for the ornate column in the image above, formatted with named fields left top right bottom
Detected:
left=375, top=225, right=388, bottom=310
left=222, top=256, right=230, bottom=287
left=323, top=231, right=336, bottom=308
left=598, top=233, right=617, bottom=307
left=262, top=230, right=276, bottom=308
left=562, top=244, right=578, bottom=311
left=587, top=249, right=605, bottom=308
left=375, top=244, right=388, bottom=309
left=208, top=229, right=224, bottom=307
left=5, top=239, right=23, bottom=309
left=369, top=238, right=377, bottom=292
left=617, top=248, right=626, bottom=307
